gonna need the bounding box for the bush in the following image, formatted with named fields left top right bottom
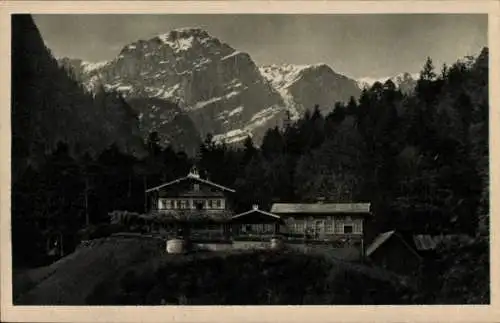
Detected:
left=89, top=250, right=412, bottom=305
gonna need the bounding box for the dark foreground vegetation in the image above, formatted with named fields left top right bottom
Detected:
left=11, top=14, right=489, bottom=305
left=89, top=250, right=412, bottom=305
left=13, top=236, right=488, bottom=305
left=15, top=237, right=412, bottom=305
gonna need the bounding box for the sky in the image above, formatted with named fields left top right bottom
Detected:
left=32, top=14, right=487, bottom=79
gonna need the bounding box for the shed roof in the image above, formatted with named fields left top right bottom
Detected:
left=365, top=230, right=396, bottom=257
left=366, top=230, right=424, bottom=260
left=365, top=231, right=473, bottom=259
left=270, top=203, right=371, bottom=214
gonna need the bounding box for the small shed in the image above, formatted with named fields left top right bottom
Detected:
left=365, top=230, right=424, bottom=276
left=365, top=230, right=474, bottom=276
left=231, top=205, right=283, bottom=239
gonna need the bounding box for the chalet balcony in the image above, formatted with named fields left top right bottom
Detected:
left=148, top=209, right=233, bottom=223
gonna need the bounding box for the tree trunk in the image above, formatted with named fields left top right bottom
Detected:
left=84, top=177, right=89, bottom=226
left=143, top=176, right=147, bottom=213
left=128, top=173, right=132, bottom=198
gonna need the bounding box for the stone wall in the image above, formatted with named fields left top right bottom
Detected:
left=193, top=240, right=362, bottom=261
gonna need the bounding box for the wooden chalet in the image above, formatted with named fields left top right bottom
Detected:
left=144, top=167, right=235, bottom=241
left=270, top=201, right=372, bottom=244
left=109, top=173, right=375, bottom=256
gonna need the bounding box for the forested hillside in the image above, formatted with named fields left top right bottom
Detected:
left=11, top=14, right=147, bottom=267
left=11, top=14, right=146, bottom=179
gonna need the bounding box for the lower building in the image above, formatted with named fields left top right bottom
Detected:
left=270, top=202, right=372, bottom=246
left=231, top=205, right=283, bottom=241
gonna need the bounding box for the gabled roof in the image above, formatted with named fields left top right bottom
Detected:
left=232, top=205, right=281, bottom=220
left=145, top=172, right=235, bottom=193
left=270, top=203, right=371, bottom=214
left=366, top=230, right=424, bottom=259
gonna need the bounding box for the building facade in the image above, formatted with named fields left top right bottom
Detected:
left=143, top=167, right=235, bottom=241
left=112, top=168, right=372, bottom=255
left=270, top=202, right=372, bottom=244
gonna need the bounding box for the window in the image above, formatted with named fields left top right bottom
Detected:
left=195, top=200, right=204, bottom=210
left=251, top=224, right=264, bottom=232
left=325, top=221, right=334, bottom=233
left=216, top=199, right=222, bottom=209
left=343, top=225, right=354, bottom=234
left=208, top=200, right=213, bottom=208
left=264, top=224, right=274, bottom=232
left=292, top=222, right=305, bottom=234
left=171, top=200, right=176, bottom=209
left=193, top=184, right=200, bottom=191
left=206, top=224, right=220, bottom=231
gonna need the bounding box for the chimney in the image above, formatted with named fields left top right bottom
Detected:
left=252, top=204, right=259, bottom=210
left=188, top=166, right=200, bottom=179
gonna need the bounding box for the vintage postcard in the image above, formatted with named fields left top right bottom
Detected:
left=0, top=1, right=498, bottom=322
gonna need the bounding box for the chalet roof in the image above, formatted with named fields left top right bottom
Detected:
left=145, top=172, right=235, bottom=193
left=232, top=205, right=281, bottom=220
left=270, top=203, right=371, bottom=215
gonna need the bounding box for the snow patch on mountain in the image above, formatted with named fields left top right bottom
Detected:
left=213, top=128, right=252, bottom=144
left=213, top=104, right=285, bottom=144
left=222, top=51, right=243, bottom=60
left=229, top=106, right=244, bottom=117
left=260, top=64, right=310, bottom=90
left=159, top=84, right=181, bottom=100
left=81, top=61, right=109, bottom=73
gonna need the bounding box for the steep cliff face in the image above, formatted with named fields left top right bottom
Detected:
left=12, top=15, right=146, bottom=180
left=61, top=27, right=362, bottom=146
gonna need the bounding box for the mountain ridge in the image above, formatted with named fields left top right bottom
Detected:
left=58, top=27, right=413, bottom=149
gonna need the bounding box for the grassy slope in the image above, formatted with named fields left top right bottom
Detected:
left=13, top=236, right=163, bottom=305
left=13, top=236, right=413, bottom=305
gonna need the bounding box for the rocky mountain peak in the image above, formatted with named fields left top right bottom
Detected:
left=157, top=27, right=212, bottom=44
left=115, top=27, right=234, bottom=63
